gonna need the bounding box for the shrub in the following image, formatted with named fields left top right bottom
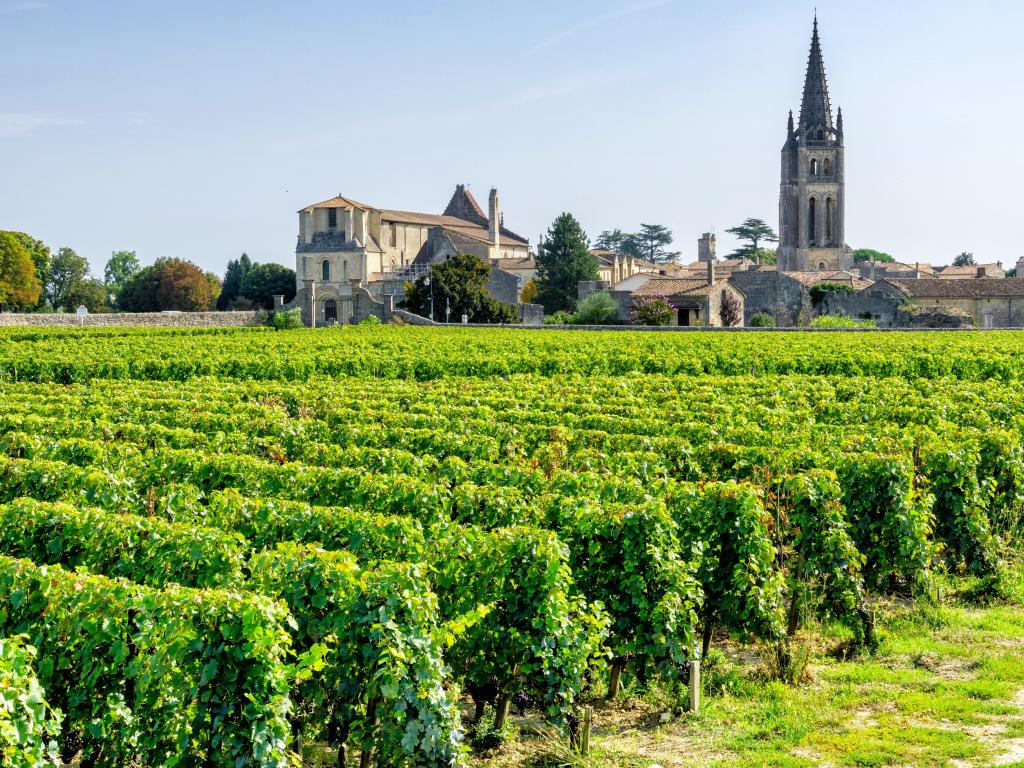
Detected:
left=749, top=312, right=776, bottom=328
left=809, top=315, right=876, bottom=329
left=809, top=282, right=855, bottom=306
left=359, top=314, right=381, bottom=325
left=631, top=297, right=676, bottom=326
left=573, top=292, right=619, bottom=325
left=544, top=310, right=576, bottom=325
left=270, top=308, right=303, bottom=330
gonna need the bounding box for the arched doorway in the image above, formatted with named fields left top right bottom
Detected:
left=324, top=299, right=337, bottom=323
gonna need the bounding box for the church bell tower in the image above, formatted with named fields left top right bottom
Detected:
left=778, top=16, right=852, bottom=272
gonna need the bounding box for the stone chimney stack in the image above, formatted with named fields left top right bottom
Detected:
left=698, top=233, right=717, bottom=263
left=707, top=258, right=716, bottom=285
left=488, top=188, right=500, bottom=254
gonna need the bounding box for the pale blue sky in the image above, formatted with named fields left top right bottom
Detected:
left=2, top=0, right=1021, bottom=274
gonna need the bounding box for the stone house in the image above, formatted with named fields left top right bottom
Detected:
left=618, top=263, right=745, bottom=327
left=934, top=263, right=1006, bottom=279
left=866, top=278, right=1024, bottom=328
left=292, top=185, right=529, bottom=324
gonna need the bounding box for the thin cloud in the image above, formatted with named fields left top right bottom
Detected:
left=0, top=113, right=82, bottom=137
left=531, top=0, right=670, bottom=51
left=1, top=1, right=51, bottom=12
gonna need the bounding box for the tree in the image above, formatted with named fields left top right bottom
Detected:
left=218, top=253, right=254, bottom=310
left=45, top=247, right=92, bottom=311
left=205, top=272, right=222, bottom=311
left=240, top=263, right=296, bottom=310
left=631, top=297, right=675, bottom=326
left=104, top=250, right=141, bottom=287
left=65, top=278, right=108, bottom=313
left=853, top=248, right=895, bottom=264
left=953, top=252, right=976, bottom=267
left=103, top=250, right=141, bottom=309
left=624, top=224, right=680, bottom=264
left=0, top=232, right=42, bottom=310
left=535, top=213, right=598, bottom=313
left=402, top=252, right=516, bottom=324
left=593, top=229, right=630, bottom=252
left=5, top=232, right=49, bottom=308
left=520, top=278, right=539, bottom=304
left=720, top=291, right=743, bottom=327
left=119, top=257, right=212, bottom=312
left=726, top=219, right=778, bottom=260
left=755, top=249, right=778, bottom=266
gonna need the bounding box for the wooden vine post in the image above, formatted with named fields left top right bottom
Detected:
left=689, top=642, right=701, bottom=714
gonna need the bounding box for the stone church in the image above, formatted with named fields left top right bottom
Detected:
left=292, top=185, right=530, bottom=324
left=778, top=16, right=854, bottom=272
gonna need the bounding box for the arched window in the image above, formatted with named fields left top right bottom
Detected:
left=324, top=299, right=337, bottom=322
left=810, top=158, right=818, bottom=175
left=817, top=129, right=824, bottom=140
left=808, top=198, right=817, bottom=243
left=826, top=197, right=834, bottom=242
left=823, top=158, right=831, bottom=176
left=321, top=260, right=330, bottom=282
left=818, top=262, right=828, bottom=270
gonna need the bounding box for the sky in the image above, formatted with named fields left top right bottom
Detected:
left=2, top=0, right=1022, bottom=275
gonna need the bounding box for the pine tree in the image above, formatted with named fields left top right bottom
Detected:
left=535, top=213, right=598, bottom=313
left=218, top=252, right=253, bottom=310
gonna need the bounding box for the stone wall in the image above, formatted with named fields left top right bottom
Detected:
left=0, top=311, right=265, bottom=328
left=730, top=270, right=809, bottom=326
left=487, top=266, right=521, bottom=306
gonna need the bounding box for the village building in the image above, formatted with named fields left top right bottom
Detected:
left=292, top=184, right=530, bottom=323
left=863, top=278, right=1024, bottom=328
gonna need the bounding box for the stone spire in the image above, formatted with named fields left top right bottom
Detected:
left=798, top=14, right=834, bottom=139
left=836, top=106, right=844, bottom=140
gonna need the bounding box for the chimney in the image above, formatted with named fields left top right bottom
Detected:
left=707, top=258, right=716, bottom=285
left=488, top=188, right=500, bottom=254
left=977, top=266, right=986, bottom=279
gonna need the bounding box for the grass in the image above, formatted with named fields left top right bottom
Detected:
left=469, top=570, right=1024, bottom=768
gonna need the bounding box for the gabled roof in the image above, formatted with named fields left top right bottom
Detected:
left=495, top=257, right=536, bottom=270
left=631, top=277, right=738, bottom=299
left=442, top=185, right=489, bottom=227
left=881, top=278, right=1024, bottom=299
left=298, top=195, right=372, bottom=214
left=935, top=263, right=1002, bottom=276
left=785, top=270, right=870, bottom=289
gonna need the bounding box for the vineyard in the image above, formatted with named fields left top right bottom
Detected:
left=0, top=325, right=1022, bottom=767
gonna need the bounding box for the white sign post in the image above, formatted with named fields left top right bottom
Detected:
left=76, top=305, right=88, bottom=327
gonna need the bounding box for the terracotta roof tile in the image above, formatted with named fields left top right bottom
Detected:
left=882, top=278, right=1024, bottom=299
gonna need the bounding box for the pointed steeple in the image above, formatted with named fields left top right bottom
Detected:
left=798, top=14, right=834, bottom=139
left=836, top=106, right=844, bottom=137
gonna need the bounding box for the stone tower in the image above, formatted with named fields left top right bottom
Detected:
left=778, top=16, right=853, bottom=272
left=698, top=233, right=717, bottom=263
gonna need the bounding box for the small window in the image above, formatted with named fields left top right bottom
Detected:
left=823, top=158, right=831, bottom=175
left=810, top=159, right=818, bottom=175
left=808, top=198, right=817, bottom=243
left=322, top=260, right=330, bottom=282
left=818, top=262, right=827, bottom=270
left=328, top=208, right=338, bottom=229
left=390, top=223, right=397, bottom=247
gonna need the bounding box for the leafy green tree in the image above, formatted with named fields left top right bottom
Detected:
left=240, top=263, right=296, bottom=310
left=205, top=272, right=222, bottom=311
left=593, top=229, right=630, bottom=252
left=402, top=253, right=516, bottom=323
left=103, top=250, right=141, bottom=309
left=726, top=219, right=778, bottom=260
left=45, top=247, right=92, bottom=311
left=66, top=278, right=108, bottom=313
left=535, top=213, right=598, bottom=313
left=853, top=248, right=895, bottom=264
left=754, top=248, right=777, bottom=265
left=0, top=232, right=42, bottom=310
left=953, top=251, right=976, bottom=267
left=218, top=253, right=253, bottom=310
left=625, top=223, right=680, bottom=264
left=119, top=257, right=212, bottom=312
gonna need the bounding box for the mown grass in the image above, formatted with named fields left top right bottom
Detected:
left=471, top=567, right=1024, bottom=768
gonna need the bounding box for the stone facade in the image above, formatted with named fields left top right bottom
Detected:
left=729, top=269, right=811, bottom=326
left=778, top=17, right=853, bottom=273
left=0, top=311, right=265, bottom=328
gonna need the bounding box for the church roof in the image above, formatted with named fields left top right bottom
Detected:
left=798, top=16, right=834, bottom=138
left=881, top=278, right=1024, bottom=299
left=298, top=195, right=372, bottom=214
left=442, top=185, right=489, bottom=227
